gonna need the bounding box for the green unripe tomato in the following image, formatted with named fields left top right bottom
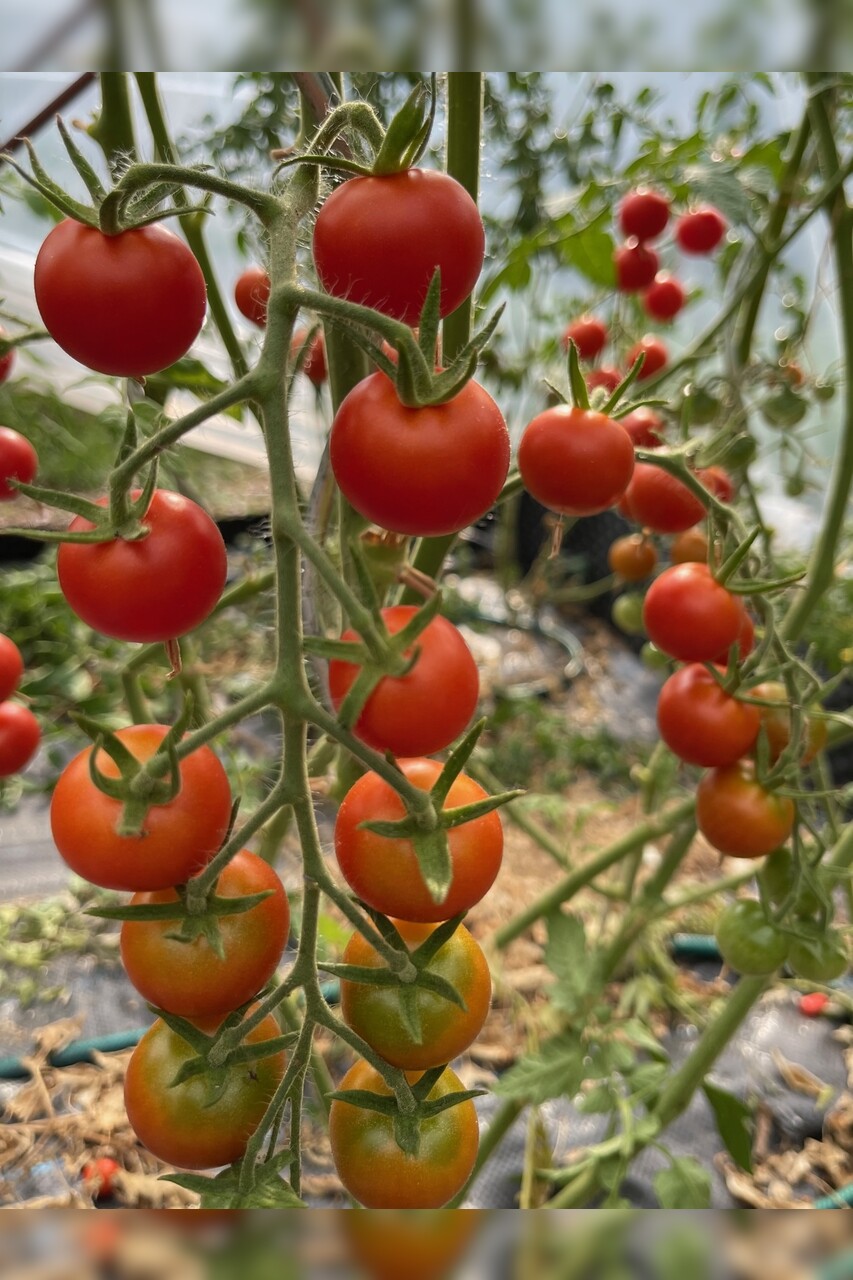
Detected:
left=787, top=930, right=847, bottom=983
left=682, top=383, right=720, bottom=426
left=721, top=434, right=758, bottom=468
left=758, top=848, right=822, bottom=917
left=813, top=380, right=835, bottom=402
left=761, top=387, right=807, bottom=428
left=611, top=592, right=646, bottom=636
left=715, top=900, right=789, bottom=975
left=640, top=641, right=670, bottom=670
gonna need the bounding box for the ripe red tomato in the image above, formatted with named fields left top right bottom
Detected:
left=329, top=1058, right=479, bottom=1208
left=124, top=1008, right=287, bottom=1170
left=0, top=427, right=38, bottom=500
left=711, top=600, right=754, bottom=665
left=340, top=919, right=491, bottom=1070
left=698, top=465, right=735, bottom=503
left=620, top=463, right=706, bottom=533
left=627, top=336, right=668, bottom=381
left=121, top=850, right=290, bottom=1017
left=328, top=606, right=479, bottom=757
left=675, top=205, right=727, bottom=254
left=518, top=405, right=635, bottom=517
left=234, top=265, right=270, bottom=326
left=335, top=757, right=503, bottom=922
left=749, top=681, right=827, bottom=764
left=50, top=724, right=232, bottom=891
left=614, top=242, right=659, bottom=292
left=619, top=189, right=670, bottom=242
left=607, top=533, right=658, bottom=581
left=291, top=329, right=327, bottom=385
left=642, top=273, right=686, bottom=321
left=643, top=562, right=742, bottom=662
left=313, top=169, right=484, bottom=326
left=561, top=315, right=608, bottom=360
left=586, top=366, right=622, bottom=393
left=0, top=702, right=40, bottom=776
left=330, top=372, right=509, bottom=537
left=57, top=489, right=227, bottom=643
left=657, top=664, right=760, bottom=767
left=0, top=328, right=15, bottom=383
left=34, top=220, right=207, bottom=377
left=799, top=991, right=830, bottom=1018
left=696, top=762, right=795, bottom=858
left=670, top=527, right=709, bottom=564
left=0, top=634, right=24, bottom=702
left=82, top=1157, right=120, bottom=1199
left=620, top=407, right=665, bottom=449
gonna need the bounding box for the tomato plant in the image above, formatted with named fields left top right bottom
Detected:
left=614, top=241, right=659, bottom=291
left=328, top=1058, right=478, bottom=1208
left=619, top=189, right=670, bottom=241
left=518, top=405, right=635, bottom=516
left=561, top=315, right=607, bottom=360
left=57, top=489, right=227, bottom=642
left=696, top=762, right=795, bottom=858
left=340, top=919, right=491, bottom=1070
left=657, top=664, right=760, bottom=767
left=120, top=850, right=290, bottom=1017
left=234, top=265, right=270, bottom=326
left=607, top=533, right=657, bottom=581
left=675, top=205, right=727, bottom=254
left=313, top=169, right=484, bottom=325
left=34, top=220, right=207, bottom=377
left=124, top=1008, right=287, bottom=1170
left=0, top=702, right=40, bottom=776
left=335, top=757, right=503, bottom=922
left=0, top=427, right=38, bottom=500
left=620, top=463, right=707, bottom=533
left=330, top=371, right=509, bottom=537
left=715, top=901, right=789, bottom=975
left=626, top=336, right=668, bottom=380
left=50, top=724, right=233, bottom=891
left=643, top=563, right=742, bottom=662
left=0, top=634, right=24, bottom=702
left=642, top=273, right=686, bottom=321
left=328, top=606, right=479, bottom=757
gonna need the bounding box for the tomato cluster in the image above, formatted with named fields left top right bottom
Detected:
left=0, top=633, right=40, bottom=777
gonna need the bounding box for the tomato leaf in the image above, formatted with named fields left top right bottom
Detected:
left=493, top=1031, right=584, bottom=1104
left=702, top=1081, right=754, bottom=1173
left=544, top=912, right=593, bottom=1016
left=653, top=1156, right=712, bottom=1209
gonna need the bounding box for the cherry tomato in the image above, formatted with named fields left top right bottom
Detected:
left=614, top=242, right=659, bottom=292
left=611, top=592, right=646, bottom=636
left=607, top=533, right=658, bottom=581
left=715, top=901, right=789, bottom=974
left=335, top=757, right=503, bottom=922
left=675, top=206, right=727, bottom=255
left=643, top=563, right=742, bottom=662
left=682, top=383, right=721, bottom=426
left=121, top=850, right=290, bottom=1017
left=124, top=1008, right=287, bottom=1170
left=341, top=1209, right=481, bottom=1280
left=57, top=489, right=227, bottom=643
left=82, top=1157, right=120, bottom=1200
left=0, top=702, right=40, bottom=776
left=657, top=664, right=760, bottom=767
left=696, top=762, right=795, bottom=858
left=586, top=366, right=622, bottom=393
left=0, top=328, right=15, bottom=383
left=313, top=169, right=484, bottom=326
left=0, top=427, right=38, bottom=500
left=0, top=634, right=24, bottom=702
left=698, top=465, right=735, bottom=503
left=711, top=600, right=755, bottom=665
left=621, top=463, right=706, bottom=533
left=330, top=372, right=509, bottom=537
left=799, top=992, right=829, bottom=1017
left=620, top=407, right=665, bottom=449
left=518, top=405, right=635, bottom=517
left=619, top=189, right=670, bottom=242
left=291, top=329, right=327, bottom=385
left=749, top=681, right=827, bottom=764
left=50, top=724, right=232, bottom=891
left=329, top=1058, right=479, bottom=1208
left=561, top=315, right=608, bottom=360
left=34, top=219, right=207, bottom=377
left=670, top=527, right=709, bottom=564
left=328, top=606, right=479, bottom=758
left=758, top=847, right=822, bottom=916
left=234, top=265, right=270, bottom=326
left=340, top=919, right=491, bottom=1070
left=627, top=336, right=668, bottom=381
left=788, top=930, right=847, bottom=983
left=642, top=273, right=686, bottom=321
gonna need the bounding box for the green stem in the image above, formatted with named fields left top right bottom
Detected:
left=89, top=72, right=136, bottom=168
left=443, top=73, right=482, bottom=362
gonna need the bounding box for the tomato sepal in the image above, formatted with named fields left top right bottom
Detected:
left=167, top=1153, right=305, bottom=1208
left=169, top=1034, right=298, bottom=1087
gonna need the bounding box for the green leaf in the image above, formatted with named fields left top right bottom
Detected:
left=493, top=1031, right=583, bottom=1104
left=544, top=912, right=592, bottom=1016
left=654, top=1156, right=712, bottom=1209
left=559, top=223, right=615, bottom=287
left=576, top=1082, right=614, bottom=1114
left=702, top=1081, right=754, bottom=1173
left=167, top=1154, right=305, bottom=1208
left=620, top=1018, right=670, bottom=1062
